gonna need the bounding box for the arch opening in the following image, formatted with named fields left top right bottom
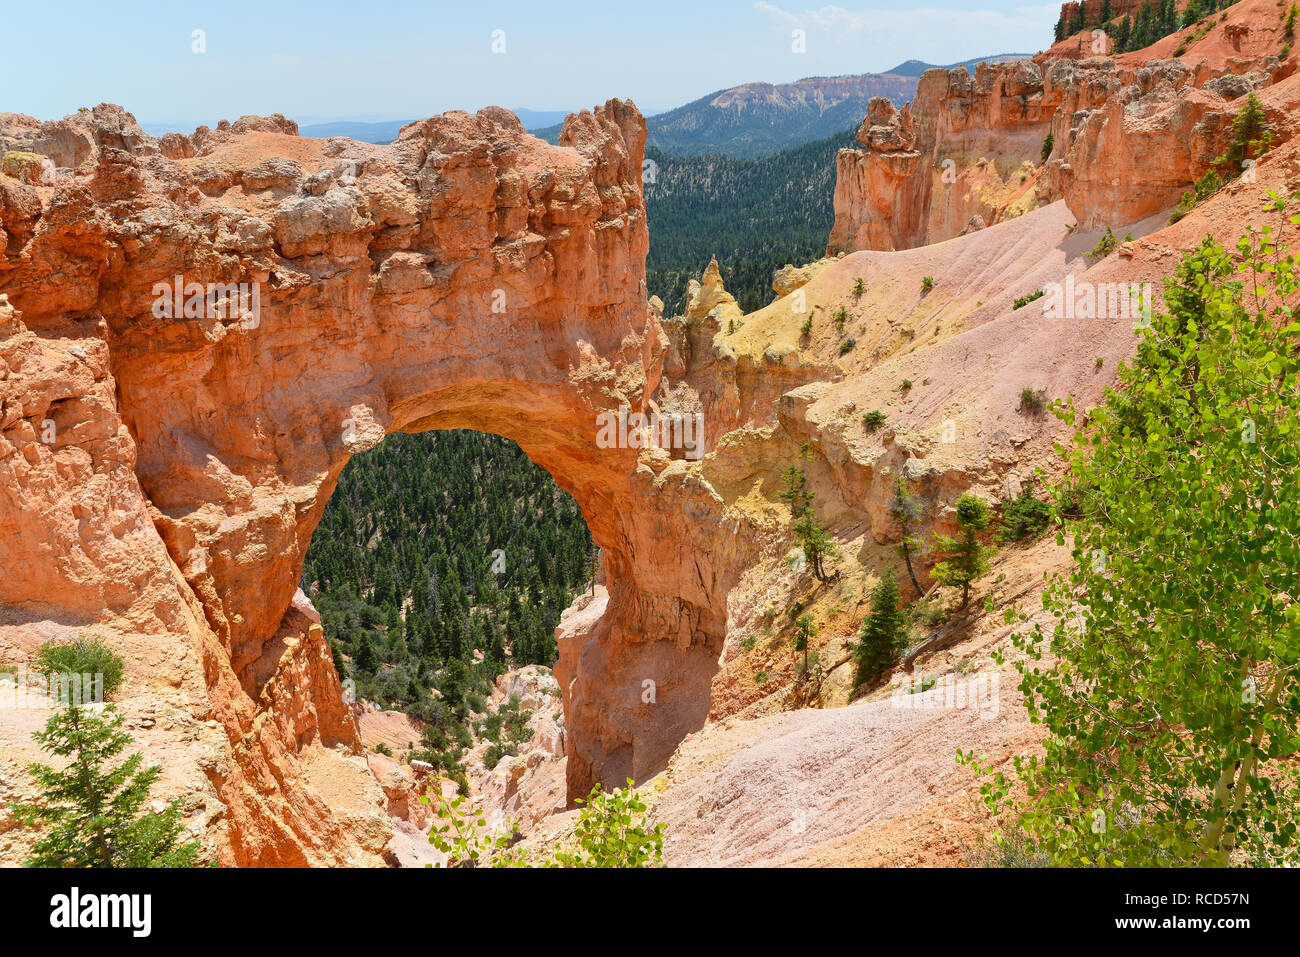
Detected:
left=298, top=426, right=598, bottom=794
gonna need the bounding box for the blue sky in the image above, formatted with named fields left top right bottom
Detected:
left=2, top=1, right=1061, bottom=127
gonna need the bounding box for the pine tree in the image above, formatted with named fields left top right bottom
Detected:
left=12, top=704, right=201, bottom=867
left=779, top=444, right=839, bottom=583
left=1160, top=0, right=1177, bottom=35
left=300, top=428, right=599, bottom=777
left=355, top=633, right=376, bottom=672
left=1068, top=1, right=1086, bottom=34
left=851, top=572, right=904, bottom=689
left=791, top=614, right=816, bottom=676
left=931, top=494, right=996, bottom=610
left=888, top=479, right=926, bottom=597
left=1219, top=93, right=1272, bottom=175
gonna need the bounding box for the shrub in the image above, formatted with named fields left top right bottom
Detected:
left=1174, top=168, right=1226, bottom=222
left=483, top=741, right=517, bottom=770
left=862, top=410, right=886, bottom=431
left=908, top=596, right=947, bottom=629
left=800, top=315, right=812, bottom=336
left=839, top=337, right=856, bottom=354
left=962, top=829, right=1052, bottom=868
left=921, top=276, right=934, bottom=292
left=753, top=670, right=769, bottom=684
left=425, top=786, right=526, bottom=867
left=550, top=781, right=665, bottom=868
left=1040, top=132, right=1054, bottom=164
left=997, top=484, right=1053, bottom=543
left=853, top=277, right=866, bottom=296
left=1086, top=226, right=1118, bottom=261
left=1013, top=289, right=1045, bottom=310
left=900, top=378, right=913, bottom=390
left=1168, top=189, right=1196, bottom=224
left=1019, top=387, right=1047, bottom=415
left=33, top=636, right=125, bottom=702
left=833, top=306, right=848, bottom=328
left=1194, top=169, right=1223, bottom=201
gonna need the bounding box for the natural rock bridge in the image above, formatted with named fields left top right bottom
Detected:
left=0, top=102, right=774, bottom=864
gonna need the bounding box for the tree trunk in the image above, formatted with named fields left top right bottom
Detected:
left=901, top=544, right=923, bottom=597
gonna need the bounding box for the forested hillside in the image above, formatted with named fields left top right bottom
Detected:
left=645, top=127, right=855, bottom=316
left=301, top=430, right=595, bottom=781
left=640, top=75, right=912, bottom=157
left=1055, top=0, right=1235, bottom=51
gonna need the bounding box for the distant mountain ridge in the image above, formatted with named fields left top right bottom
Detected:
left=531, top=57, right=1029, bottom=158
left=296, top=109, right=573, bottom=144
left=884, top=53, right=1034, bottom=77
left=297, top=119, right=410, bottom=143
left=531, top=73, right=915, bottom=158
left=644, top=74, right=916, bottom=158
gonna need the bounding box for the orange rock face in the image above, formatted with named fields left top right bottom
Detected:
left=1059, top=59, right=1298, bottom=230
left=0, top=100, right=759, bottom=863
left=828, top=61, right=1069, bottom=254
left=829, top=38, right=1295, bottom=255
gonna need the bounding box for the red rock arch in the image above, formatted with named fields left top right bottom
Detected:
left=0, top=102, right=741, bottom=863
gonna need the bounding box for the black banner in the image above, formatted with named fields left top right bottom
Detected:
left=0, top=866, right=1275, bottom=944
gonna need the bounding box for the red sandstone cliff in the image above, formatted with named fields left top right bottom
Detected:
left=829, top=0, right=1295, bottom=255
